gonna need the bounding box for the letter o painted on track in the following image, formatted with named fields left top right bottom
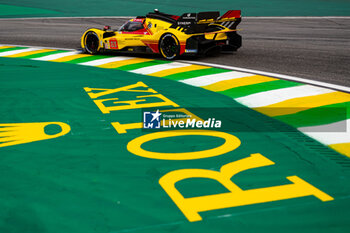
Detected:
left=127, top=130, right=241, bottom=160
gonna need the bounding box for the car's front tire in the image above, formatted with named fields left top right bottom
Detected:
left=84, top=31, right=101, bottom=54
left=159, top=33, right=180, bottom=60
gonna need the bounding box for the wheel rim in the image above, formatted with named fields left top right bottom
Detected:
left=85, top=33, right=99, bottom=54
left=160, top=35, right=178, bottom=59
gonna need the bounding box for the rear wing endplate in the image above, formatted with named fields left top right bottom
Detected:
left=171, top=10, right=241, bottom=33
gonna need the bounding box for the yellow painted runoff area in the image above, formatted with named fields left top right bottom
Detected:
left=52, top=54, right=92, bottom=62
left=255, top=92, right=350, bottom=117
left=150, top=64, right=210, bottom=77
left=329, top=143, right=350, bottom=157
left=5, top=49, right=56, bottom=58
left=0, top=46, right=15, bottom=49
left=203, top=75, right=277, bottom=91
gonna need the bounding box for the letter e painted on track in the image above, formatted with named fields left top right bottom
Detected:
left=159, top=153, right=334, bottom=222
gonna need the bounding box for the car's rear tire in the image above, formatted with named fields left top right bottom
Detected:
left=84, top=31, right=100, bottom=54
left=159, top=33, right=180, bottom=60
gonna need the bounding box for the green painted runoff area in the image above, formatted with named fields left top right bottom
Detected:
left=0, top=0, right=350, bottom=18
left=0, top=57, right=349, bottom=233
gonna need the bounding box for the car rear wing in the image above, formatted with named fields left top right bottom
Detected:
left=171, top=10, right=241, bottom=33
left=215, top=10, right=241, bottom=29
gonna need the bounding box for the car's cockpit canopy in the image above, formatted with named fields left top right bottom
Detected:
left=119, top=21, right=144, bottom=32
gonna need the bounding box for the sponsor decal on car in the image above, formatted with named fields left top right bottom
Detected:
left=185, top=49, right=198, bottom=53
left=132, top=18, right=144, bottom=22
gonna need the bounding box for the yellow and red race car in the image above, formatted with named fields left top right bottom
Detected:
left=81, top=9, right=242, bottom=60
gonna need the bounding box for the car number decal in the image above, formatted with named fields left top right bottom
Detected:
left=109, top=39, right=118, bottom=49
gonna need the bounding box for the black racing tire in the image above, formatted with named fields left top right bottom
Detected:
left=84, top=31, right=100, bottom=54
left=159, top=33, right=180, bottom=60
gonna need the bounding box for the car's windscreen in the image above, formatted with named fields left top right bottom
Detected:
left=119, top=21, right=144, bottom=32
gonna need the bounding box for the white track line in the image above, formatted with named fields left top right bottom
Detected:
left=299, top=119, right=350, bottom=145
left=180, top=71, right=252, bottom=86
left=235, top=85, right=335, bottom=108
left=79, top=56, right=134, bottom=66
left=131, top=62, right=192, bottom=75
left=33, top=51, right=80, bottom=61
left=0, top=47, right=41, bottom=56
left=179, top=60, right=350, bottom=93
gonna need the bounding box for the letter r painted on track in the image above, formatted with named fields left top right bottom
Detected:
left=159, top=153, right=334, bottom=222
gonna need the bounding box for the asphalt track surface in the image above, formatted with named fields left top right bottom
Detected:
left=0, top=17, right=349, bottom=86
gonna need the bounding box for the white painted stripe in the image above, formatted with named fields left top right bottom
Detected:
left=131, top=62, right=192, bottom=75
left=180, top=71, right=252, bottom=87
left=79, top=56, right=133, bottom=66
left=299, top=119, right=350, bottom=145
left=0, top=47, right=41, bottom=56
left=33, top=51, right=80, bottom=61
left=235, top=85, right=334, bottom=108
left=179, top=60, right=350, bottom=93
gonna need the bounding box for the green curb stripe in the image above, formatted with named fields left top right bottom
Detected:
left=65, top=55, right=111, bottom=64
left=220, top=79, right=305, bottom=98
left=0, top=47, right=28, bottom=52
left=21, top=50, right=68, bottom=59
left=163, top=67, right=232, bottom=81
left=275, top=101, right=350, bottom=128
left=117, top=60, right=171, bottom=71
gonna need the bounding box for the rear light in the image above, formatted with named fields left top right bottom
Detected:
left=220, top=10, right=241, bottom=19
left=231, top=10, right=241, bottom=18
left=171, top=15, right=180, bottom=20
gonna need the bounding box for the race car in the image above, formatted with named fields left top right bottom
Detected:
left=81, top=9, right=242, bottom=60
